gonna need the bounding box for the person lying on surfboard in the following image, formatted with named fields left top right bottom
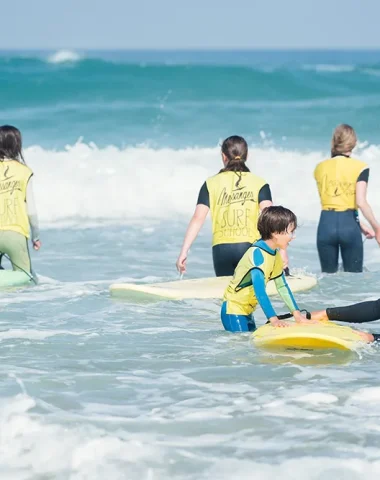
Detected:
left=221, top=206, right=313, bottom=332
left=311, top=302, right=380, bottom=343
left=176, top=135, right=290, bottom=278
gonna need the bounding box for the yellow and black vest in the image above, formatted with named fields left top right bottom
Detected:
left=223, top=241, right=283, bottom=315
left=314, top=156, right=368, bottom=211
left=0, top=160, right=33, bottom=238
left=206, top=171, right=267, bottom=246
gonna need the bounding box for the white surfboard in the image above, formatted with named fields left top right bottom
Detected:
left=110, top=274, right=317, bottom=301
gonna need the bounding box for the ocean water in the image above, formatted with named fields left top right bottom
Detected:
left=2, top=49, right=380, bottom=479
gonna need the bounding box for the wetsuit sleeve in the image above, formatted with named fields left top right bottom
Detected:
left=197, top=182, right=210, bottom=207
left=274, top=274, right=299, bottom=313
left=251, top=268, right=276, bottom=319
left=26, top=177, right=40, bottom=242
left=357, top=168, right=369, bottom=183
left=327, top=299, right=380, bottom=323
left=258, top=184, right=272, bottom=203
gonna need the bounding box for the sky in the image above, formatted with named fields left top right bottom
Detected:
left=3, top=0, right=380, bottom=50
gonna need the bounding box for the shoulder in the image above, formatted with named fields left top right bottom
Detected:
left=350, top=157, right=368, bottom=170
left=314, top=158, right=330, bottom=173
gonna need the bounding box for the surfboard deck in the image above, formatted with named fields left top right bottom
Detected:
left=0, top=270, right=32, bottom=288
left=252, top=322, right=364, bottom=351
left=110, top=274, right=317, bottom=301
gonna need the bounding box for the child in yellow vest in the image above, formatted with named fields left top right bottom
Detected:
left=221, top=206, right=309, bottom=332
left=0, top=125, right=41, bottom=275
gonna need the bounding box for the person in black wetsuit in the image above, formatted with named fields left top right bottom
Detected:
left=311, top=301, right=380, bottom=343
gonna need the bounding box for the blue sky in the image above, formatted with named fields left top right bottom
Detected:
left=5, top=0, right=380, bottom=49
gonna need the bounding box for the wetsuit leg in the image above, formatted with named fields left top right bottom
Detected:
left=0, top=231, right=32, bottom=274
left=212, top=242, right=251, bottom=277
left=327, top=299, right=380, bottom=323
left=317, top=211, right=339, bottom=273
left=221, top=301, right=256, bottom=332
left=338, top=211, right=363, bottom=273
left=372, top=334, right=380, bottom=342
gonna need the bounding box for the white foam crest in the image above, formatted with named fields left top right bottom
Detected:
left=47, top=49, right=82, bottom=64
left=24, top=141, right=380, bottom=227
left=303, top=64, right=355, bottom=73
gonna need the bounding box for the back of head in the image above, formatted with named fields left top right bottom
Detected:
left=258, top=206, right=297, bottom=240
left=0, top=125, right=24, bottom=163
left=331, top=124, right=357, bottom=157
left=220, top=135, right=250, bottom=173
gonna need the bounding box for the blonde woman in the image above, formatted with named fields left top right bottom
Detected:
left=314, top=124, right=380, bottom=273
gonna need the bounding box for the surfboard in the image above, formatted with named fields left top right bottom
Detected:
left=0, top=270, right=32, bottom=288
left=110, top=274, right=317, bottom=301
left=252, top=322, right=364, bottom=351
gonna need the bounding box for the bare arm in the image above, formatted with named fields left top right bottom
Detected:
left=356, top=181, right=380, bottom=243
left=176, top=204, right=209, bottom=274
left=26, top=177, right=41, bottom=249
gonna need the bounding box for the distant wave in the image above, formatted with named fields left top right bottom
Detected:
left=47, top=50, right=82, bottom=64
left=25, top=141, right=380, bottom=227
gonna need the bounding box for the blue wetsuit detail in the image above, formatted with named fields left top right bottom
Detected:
left=251, top=268, right=276, bottom=319
left=221, top=301, right=256, bottom=332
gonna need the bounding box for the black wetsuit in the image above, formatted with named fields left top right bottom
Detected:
left=327, top=299, right=380, bottom=323
left=197, top=182, right=272, bottom=276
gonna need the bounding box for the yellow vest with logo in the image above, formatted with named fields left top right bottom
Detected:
left=314, top=156, right=368, bottom=211
left=223, top=242, right=283, bottom=315
left=0, top=160, right=33, bottom=237
left=206, top=171, right=267, bottom=246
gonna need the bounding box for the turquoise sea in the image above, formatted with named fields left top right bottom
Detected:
left=2, top=49, right=380, bottom=479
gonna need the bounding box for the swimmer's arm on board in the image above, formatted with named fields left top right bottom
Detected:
left=251, top=269, right=288, bottom=327
left=176, top=183, right=210, bottom=274
left=273, top=274, right=304, bottom=323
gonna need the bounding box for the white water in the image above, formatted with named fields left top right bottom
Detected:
left=26, top=141, right=380, bottom=227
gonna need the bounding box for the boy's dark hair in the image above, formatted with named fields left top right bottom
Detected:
left=258, top=206, right=297, bottom=240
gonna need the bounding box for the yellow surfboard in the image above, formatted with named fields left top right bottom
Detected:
left=252, top=322, right=365, bottom=351
left=110, top=274, right=317, bottom=301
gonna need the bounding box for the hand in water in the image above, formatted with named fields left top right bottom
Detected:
left=176, top=253, right=187, bottom=274
left=33, top=240, right=41, bottom=251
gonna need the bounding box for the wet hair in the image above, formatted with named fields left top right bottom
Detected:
left=219, top=135, right=250, bottom=173
left=331, top=124, right=357, bottom=157
left=0, top=125, right=25, bottom=163
left=258, top=206, right=297, bottom=241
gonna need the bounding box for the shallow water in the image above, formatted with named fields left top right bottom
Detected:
left=1, top=223, right=380, bottom=479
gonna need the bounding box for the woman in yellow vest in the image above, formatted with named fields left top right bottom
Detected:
left=0, top=125, right=41, bottom=275
left=314, top=124, right=380, bottom=273
left=176, top=135, right=278, bottom=277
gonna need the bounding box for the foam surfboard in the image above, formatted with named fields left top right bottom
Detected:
left=252, top=322, right=364, bottom=351
left=110, top=274, right=317, bottom=301
left=0, top=270, right=33, bottom=288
